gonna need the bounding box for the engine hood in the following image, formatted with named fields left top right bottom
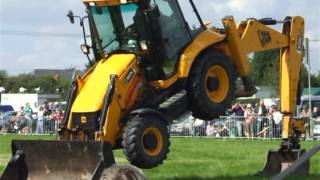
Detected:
left=71, top=54, right=136, bottom=113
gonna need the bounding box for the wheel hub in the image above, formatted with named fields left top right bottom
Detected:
left=143, top=133, right=158, bottom=150
left=141, top=127, right=164, bottom=157
left=205, top=65, right=229, bottom=103
left=207, top=77, right=220, bottom=91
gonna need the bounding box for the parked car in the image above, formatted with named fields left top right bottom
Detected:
left=170, top=112, right=206, bottom=136
left=314, top=117, right=320, bottom=140
left=0, top=111, right=17, bottom=131
left=170, top=118, right=193, bottom=136
left=0, top=105, right=14, bottom=113
left=300, top=96, right=320, bottom=109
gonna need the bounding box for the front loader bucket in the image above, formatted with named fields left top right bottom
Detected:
left=1, top=140, right=115, bottom=180
left=257, top=149, right=309, bottom=177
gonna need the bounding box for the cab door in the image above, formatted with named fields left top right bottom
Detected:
left=153, top=0, right=192, bottom=77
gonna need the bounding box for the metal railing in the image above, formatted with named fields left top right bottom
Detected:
left=1, top=115, right=320, bottom=140
left=170, top=116, right=320, bottom=140
left=314, top=117, right=320, bottom=139
left=0, top=116, right=61, bottom=134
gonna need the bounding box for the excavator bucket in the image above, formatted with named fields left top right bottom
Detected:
left=257, top=149, right=309, bottom=177
left=1, top=140, right=115, bottom=180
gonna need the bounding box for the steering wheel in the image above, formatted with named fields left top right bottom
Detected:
left=121, top=24, right=139, bottom=51
left=121, top=24, right=138, bottom=40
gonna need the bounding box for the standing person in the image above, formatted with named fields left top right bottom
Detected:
left=47, top=102, right=55, bottom=132
left=267, top=104, right=277, bottom=138
left=232, top=103, right=245, bottom=137
left=255, top=100, right=267, bottom=136
left=53, top=108, right=64, bottom=132
left=300, top=105, right=310, bottom=118
left=300, top=105, right=311, bottom=139
left=206, top=121, right=215, bottom=137
left=232, top=103, right=245, bottom=116
left=23, top=103, right=33, bottom=133
left=245, top=104, right=255, bottom=139
left=36, top=106, right=45, bottom=134
left=23, top=103, right=33, bottom=117
left=43, top=101, right=50, bottom=133
left=12, top=106, right=24, bottom=131
left=43, top=101, right=51, bottom=115
left=272, top=106, right=283, bottom=138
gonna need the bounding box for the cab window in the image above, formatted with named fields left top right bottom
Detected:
left=177, top=0, right=204, bottom=36
left=154, top=0, right=191, bottom=76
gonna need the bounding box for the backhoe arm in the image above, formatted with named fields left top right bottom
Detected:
left=222, top=16, right=305, bottom=140
left=279, top=17, right=305, bottom=139
left=223, top=16, right=308, bottom=176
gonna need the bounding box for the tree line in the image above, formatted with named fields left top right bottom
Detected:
left=0, top=70, right=70, bottom=97
left=250, top=49, right=320, bottom=96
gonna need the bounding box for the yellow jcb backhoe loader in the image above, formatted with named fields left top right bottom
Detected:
left=2, top=0, right=309, bottom=179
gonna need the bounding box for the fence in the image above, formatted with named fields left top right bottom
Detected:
left=170, top=116, right=320, bottom=140
left=0, top=116, right=61, bottom=134
left=1, top=114, right=320, bottom=140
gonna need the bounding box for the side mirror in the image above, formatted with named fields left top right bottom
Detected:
left=67, top=10, right=75, bottom=24
left=80, top=44, right=90, bottom=55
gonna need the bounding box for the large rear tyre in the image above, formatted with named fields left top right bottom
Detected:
left=188, top=51, right=236, bottom=120
left=122, top=115, right=170, bottom=169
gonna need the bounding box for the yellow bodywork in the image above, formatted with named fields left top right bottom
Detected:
left=71, top=54, right=136, bottom=113
left=68, top=54, right=143, bottom=145
left=1, top=1, right=307, bottom=177
left=151, top=29, right=225, bottom=88
left=154, top=16, right=305, bottom=139
left=69, top=0, right=305, bottom=144
left=280, top=16, right=305, bottom=138
left=178, top=30, right=225, bottom=78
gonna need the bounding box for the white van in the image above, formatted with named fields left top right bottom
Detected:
left=300, top=96, right=320, bottom=109
left=300, top=96, right=320, bottom=139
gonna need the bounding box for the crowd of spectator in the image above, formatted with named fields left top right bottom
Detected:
left=202, top=100, right=320, bottom=139
left=2, top=99, right=320, bottom=138
left=1, top=101, right=64, bottom=134
left=225, top=100, right=281, bottom=139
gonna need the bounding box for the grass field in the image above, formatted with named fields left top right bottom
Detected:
left=0, top=134, right=319, bottom=179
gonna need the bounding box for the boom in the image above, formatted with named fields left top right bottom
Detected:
left=222, top=16, right=305, bottom=139
left=223, top=16, right=307, bottom=176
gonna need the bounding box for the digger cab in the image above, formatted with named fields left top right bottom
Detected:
left=80, top=0, right=205, bottom=81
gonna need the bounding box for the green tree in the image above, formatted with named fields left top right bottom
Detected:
left=0, top=70, right=8, bottom=86
left=251, top=49, right=280, bottom=95
left=250, top=49, right=310, bottom=96
left=310, top=71, right=320, bottom=87
left=1, top=74, right=70, bottom=98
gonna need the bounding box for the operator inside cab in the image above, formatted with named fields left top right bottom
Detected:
left=87, top=0, right=204, bottom=81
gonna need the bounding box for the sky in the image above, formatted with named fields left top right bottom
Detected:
left=0, top=0, right=319, bottom=75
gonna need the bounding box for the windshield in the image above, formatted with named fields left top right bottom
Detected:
left=90, top=3, right=139, bottom=54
